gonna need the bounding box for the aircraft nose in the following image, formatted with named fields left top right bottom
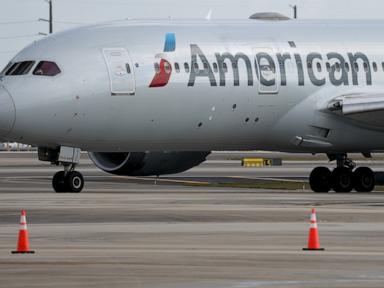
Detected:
left=0, top=85, right=16, bottom=137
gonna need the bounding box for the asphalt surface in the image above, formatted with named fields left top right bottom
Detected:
left=1, top=152, right=384, bottom=288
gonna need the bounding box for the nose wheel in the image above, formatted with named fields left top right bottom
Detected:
left=52, top=170, right=84, bottom=193
left=309, top=155, right=375, bottom=193
left=37, top=146, right=84, bottom=193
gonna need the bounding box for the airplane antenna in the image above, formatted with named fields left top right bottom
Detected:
left=206, top=9, right=212, bottom=20
left=289, top=5, right=297, bottom=19
left=39, top=0, right=53, bottom=34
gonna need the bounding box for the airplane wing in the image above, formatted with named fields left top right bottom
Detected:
left=327, top=92, right=384, bottom=127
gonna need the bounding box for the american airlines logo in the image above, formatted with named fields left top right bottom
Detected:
left=149, top=33, right=175, bottom=87
left=150, top=33, right=373, bottom=88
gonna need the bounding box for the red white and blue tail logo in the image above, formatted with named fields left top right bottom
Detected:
left=149, top=33, right=176, bottom=88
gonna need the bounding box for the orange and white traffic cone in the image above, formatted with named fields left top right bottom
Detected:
left=303, top=208, right=324, bottom=251
left=12, top=210, right=35, bottom=254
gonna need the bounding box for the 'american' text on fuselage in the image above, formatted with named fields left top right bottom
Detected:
left=187, top=44, right=373, bottom=87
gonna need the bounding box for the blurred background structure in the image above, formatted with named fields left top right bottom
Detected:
left=1, top=0, right=384, bottom=69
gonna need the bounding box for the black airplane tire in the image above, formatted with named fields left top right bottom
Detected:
left=332, top=167, right=353, bottom=193
left=309, top=167, right=332, bottom=193
left=66, top=171, right=84, bottom=193
left=52, top=171, right=68, bottom=193
left=353, top=167, right=375, bottom=193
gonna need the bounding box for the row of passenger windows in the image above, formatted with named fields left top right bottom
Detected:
left=1, top=61, right=61, bottom=76
left=306, top=61, right=378, bottom=73
left=154, top=61, right=384, bottom=74
left=154, top=61, right=232, bottom=74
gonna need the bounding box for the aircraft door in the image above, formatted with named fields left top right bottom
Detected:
left=103, top=48, right=135, bottom=95
left=253, top=47, right=279, bottom=94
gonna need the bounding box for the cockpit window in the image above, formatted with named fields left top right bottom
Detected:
left=5, top=61, right=35, bottom=76
left=1, top=62, right=13, bottom=75
left=5, top=63, right=19, bottom=75
left=33, top=61, right=61, bottom=76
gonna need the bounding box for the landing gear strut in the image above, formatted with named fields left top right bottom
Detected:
left=309, top=154, right=375, bottom=193
left=38, top=146, right=85, bottom=193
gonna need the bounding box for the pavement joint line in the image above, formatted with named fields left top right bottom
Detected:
left=230, top=176, right=307, bottom=183
left=112, top=175, right=211, bottom=185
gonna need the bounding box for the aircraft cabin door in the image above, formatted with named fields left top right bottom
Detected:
left=253, top=47, right=279, bottom=94
left=103, top=48, right=136, bottom=96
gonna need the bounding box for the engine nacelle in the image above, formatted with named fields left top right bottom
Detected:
left=88, top=151, right=210, bottom=176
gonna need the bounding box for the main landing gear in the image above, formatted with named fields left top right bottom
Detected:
left=52, top=165, right=84, bottom=193
left=38, top=146, right=85, bottom=193
left=309, top=154, right=375, bottom=193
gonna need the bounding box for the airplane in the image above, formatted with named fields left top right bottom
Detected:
left=2, top=142, right=32, bottom=151
left=0, top=15, right=384, bottom=193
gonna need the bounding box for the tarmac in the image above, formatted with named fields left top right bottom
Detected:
left=1, top=152, right=384, bottom=288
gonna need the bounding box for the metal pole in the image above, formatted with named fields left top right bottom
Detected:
left=293, top=5, right=297, bottom=19
left=49, top=0, right=53, bottom=33
left=39, top=0, right=52, bottom=35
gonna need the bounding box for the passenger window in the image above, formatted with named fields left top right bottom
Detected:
left=193, top=63, right=199, bottom=72
left=5, top=61, right=35, bottom=76
left=335, top=62, right=341, bottom=72
left=184, top=63, right=190, bottom=73
left=345, top=62, right=350, bottom=72
left=222, top=62, right=228, bottom=73
left=382, top=62, right=384, bottom=71
left=373, top=62, right=378, bottom=72
left=174, top=63, right=180, bottom=73
left=307, top=62, right=312, bottom=69
left=354, top=63, right=359, bottom=72
left=164, top=62, right=171, bottom=74
left=316, top=63, right=321, bottom=72
left=326, top=63, right=330, bottom=72
left=126, top=63, right=131, bottom=74
left=213, top=63, right=218, bottom=73
left=363, top=62, right=369, bottom=72
left=33, top=61, right=61, bottom=76
left=154, top=63, right=160, bottom=74
left=203, top=62, right=208, bottom=71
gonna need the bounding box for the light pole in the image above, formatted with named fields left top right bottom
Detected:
left=290, top=5, right=297, bottom=19
left=39, top=0, right=53, bottom=34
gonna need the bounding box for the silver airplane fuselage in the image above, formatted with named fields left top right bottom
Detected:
left=1, top=19, right=384, bottom=154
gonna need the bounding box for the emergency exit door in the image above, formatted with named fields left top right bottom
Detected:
left=103, top=48, right=135, bottom=95
left=253, top=47, right=279, bottom=94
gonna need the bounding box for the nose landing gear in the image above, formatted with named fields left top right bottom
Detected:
left=38, top=146, right=85, bottom=193
left=309, top=154, right=375, bottom=193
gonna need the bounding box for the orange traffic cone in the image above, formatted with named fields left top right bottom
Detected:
left=12, top=210, right=35, bottom=254
left=303, top=208, right=324, bottom=251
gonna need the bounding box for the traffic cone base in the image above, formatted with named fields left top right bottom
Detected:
left=12, top=251, right=35, bottom=254
left=302, top=248, right=325, bottom=251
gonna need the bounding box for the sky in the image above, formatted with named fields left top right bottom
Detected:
left=0, top=0, right=384, bottom=68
